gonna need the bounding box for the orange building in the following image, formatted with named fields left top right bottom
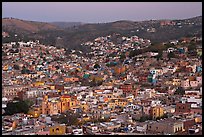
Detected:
left=114, top=66, right=126, bottom=75
left=49, top=124, right=66, bottom=135
left=149, top=106, right=164, bottom=119
left=64, top=77, right=79, bottom=83
left=42, top=95, right=62, bottom=115
left=42, top=95, right=78, bottom=115
left=34, top=81, right=45, bottom=87
left=28, top=105, right=42, bottom=118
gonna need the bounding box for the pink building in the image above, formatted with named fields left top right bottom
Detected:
left=190, top=81, right=198, bottom=88
left=36, top=131, right=49, bottom=135
left=143, top=106, right=151, bottom=115
left=196, top=77, right=202, bottom=84
left=191, top=108, right=202, bottom=115
left=181, top=80, right=190, bottom=89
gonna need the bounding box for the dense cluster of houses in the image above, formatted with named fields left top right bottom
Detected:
left=2, top=34, right=202, bottom=135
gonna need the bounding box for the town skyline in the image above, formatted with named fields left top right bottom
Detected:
left=2, top=1, right=202, bottom=135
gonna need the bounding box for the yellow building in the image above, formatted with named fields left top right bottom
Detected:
left=60, top=95, right=71, bottom=113
left=11, top=80, right=18, bottom=84
left=127, top=97, right=133, bottom=103
left=34, top=81, right=45, bottom=87
left=103, top=93, right=114, bottom=101
left=172, top=79, right=181, bottom=86
left=195, top=116, right=202, bottom=123
left=61, top=95, right=78, bottom=112
left=28, top=106, right=42, bottom=118
left=50, top=85, right=55, bottom=90
left=82, top=115, right=91, bottom=122
left=149, top=106, right=164, bottom=119
left=70, top=100, right=77, bottom=108
left=23, top=74, right=32, bottom=78
left=42, top=95, right=78, bottom=115
left=42, top=95, right=62, bottom=115
left=3, top=65, right=8, bottom=71
left=80, top=103, right=89, bottom=112
left=108, top=98, right=128, bottom=109
left=165, top=81, right=173, bottom=85
left=49, top=124, right=66, bottom=135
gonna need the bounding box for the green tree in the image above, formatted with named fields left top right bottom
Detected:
left=188, top=42, right=196, bottom=51
left=90, top=77, right=103, bottom=87
left=139, top=115, right=151, bottom=122
left=167, top=52, right=175, bottom=59
left=2, top=51, right=7, bottom=56
left=174, top=87, right=185, bottom=95
left=94, top=63, right=100, bottom=69
left=4, top=98, right=30, bottom=115
left=155, top=51, right=163, bottom=60
left=13, top=64, right=20, bottom=70
left=52, top=111, right=80, bottom=126
left=24, top=99, right=34, bottom=108
left=120, top=53, right=126, bottom=60
left=129, top=49, right=143, bottom=58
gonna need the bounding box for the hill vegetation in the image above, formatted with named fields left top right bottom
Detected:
left=2, top=16, right=202, bottom=52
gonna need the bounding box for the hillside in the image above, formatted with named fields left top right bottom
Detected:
left=50, top=22, right=84, bottom=28
left=2, top=16, right=202, bottom=52
left=2, top=17, right=59, bottom=33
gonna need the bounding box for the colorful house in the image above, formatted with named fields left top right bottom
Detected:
left=149, top=106, right=164, bottom=119
left=49, top=124, right=66, bottom=135
left=148, top=74, right=157, bottom=84
left=196, top=66, right=202, bottom=72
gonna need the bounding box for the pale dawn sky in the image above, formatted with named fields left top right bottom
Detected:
left=2, top=2, right=202, bottom=23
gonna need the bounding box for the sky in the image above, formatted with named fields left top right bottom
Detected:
left=2, top=2, right=202, bottom=23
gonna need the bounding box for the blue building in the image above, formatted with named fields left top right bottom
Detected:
left=196, top=66, right=202, bottom=72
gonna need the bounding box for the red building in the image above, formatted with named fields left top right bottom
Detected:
left=175, top=102, right=191, bottom=114
left=55, top=85, right=64, bottom=91
left=190, top=108, right=202, bottom=115
left=183, top=119, right=196, bottom=131
left=141, top=99, right=152, bottom=107
left=160, top=20, right=176, bottom=26
left=139, top=76, right=148, bottom=82
left=120, top=83, right=138, bottom=96
left=120, top=83, right=132, bottom=92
